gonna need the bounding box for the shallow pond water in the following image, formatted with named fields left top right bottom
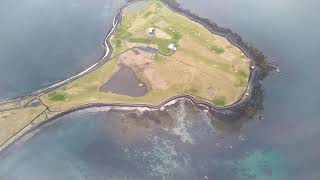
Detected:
left=100, top=67, right=147, bottom=97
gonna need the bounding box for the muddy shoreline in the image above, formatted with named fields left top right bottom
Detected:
left=0, top=0, right=272, bottom=153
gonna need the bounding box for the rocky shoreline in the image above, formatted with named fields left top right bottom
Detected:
left=153, top=0, right=273, bottom=121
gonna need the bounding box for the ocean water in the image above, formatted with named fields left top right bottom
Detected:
left=178, top=0, right=320, bottom=179
left=0, top=0, right=125, bottom=100
left=1, top=0, right=320, bottom=179
left=0, top=102, right=287, bottom=179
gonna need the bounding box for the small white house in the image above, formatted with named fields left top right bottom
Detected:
left=168, top=43, right=177, bottom=51
left=148, top=27, right=155, bottom=36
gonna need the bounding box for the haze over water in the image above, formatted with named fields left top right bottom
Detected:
left=178, top=0, right=320, bottom=179
left=1, top=0, right=320, bottom=179
left=179, top=0, right=320, bottom=179
left=0, top=0, right=124, bottom=100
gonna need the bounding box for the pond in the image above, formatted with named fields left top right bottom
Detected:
left=100, top=67, right=148, bottom=97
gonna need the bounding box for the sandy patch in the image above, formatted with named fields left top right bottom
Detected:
left=155, top=20, right=169, bottom=28
left=119, top=48, right=153, bottom=68
left=143, top=68, right=168, bottom=90
left=220, top=51, right=236, bottom=61
left=117, top=48, right=168, bottom=90
left=155, top=29, right=171, bottom=39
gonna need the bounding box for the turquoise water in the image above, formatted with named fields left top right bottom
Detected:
left=230, top=150, right=287, bottom=180
left=0, top=102, right=288, bottom=179
left=1, top=0, right=320, bottom=179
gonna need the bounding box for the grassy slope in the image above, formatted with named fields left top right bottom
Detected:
left=0, top=106, right=46, bottom=145
left=41, top=0, right=250, bottom=110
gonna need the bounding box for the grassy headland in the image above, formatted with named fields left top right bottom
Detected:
left=0, top=0, right=251, bottom=147
left=41, top=0, right=251, bottom=111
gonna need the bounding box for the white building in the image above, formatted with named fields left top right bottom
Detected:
left=148, top=27, right=155, bottom=36
left=168, top=43, right=177, bottom=51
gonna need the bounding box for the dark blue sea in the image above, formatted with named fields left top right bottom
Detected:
left=0, top=0, right=319, bottom=179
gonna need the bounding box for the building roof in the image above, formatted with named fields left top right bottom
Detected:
left=168, top=43, right=177, bottom=51
left=168, top=44, right=174, bottom=49
left=148, top=27, right=155, bottom=33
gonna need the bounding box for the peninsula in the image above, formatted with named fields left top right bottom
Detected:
left=0, top=0, right=255, bottom=152
left=45, top=0, right=251, bottom=108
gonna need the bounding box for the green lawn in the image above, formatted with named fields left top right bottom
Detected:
left=211, top=45, right=225, bottom=54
